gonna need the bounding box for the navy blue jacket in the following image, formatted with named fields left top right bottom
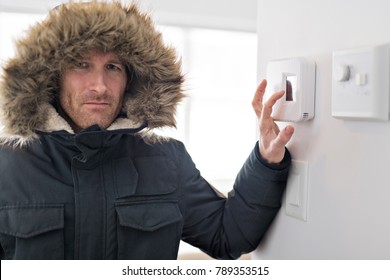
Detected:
left=0, top=126, right=290, bottom=259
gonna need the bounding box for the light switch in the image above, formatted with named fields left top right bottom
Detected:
left=285, top=160, right=309, bottom=221
left=332, top=44, right=390, bottom=121
left=355, top=73, right=367, bottom=86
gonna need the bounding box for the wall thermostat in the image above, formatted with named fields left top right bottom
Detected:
left=264, top=57, right=316, bottom=122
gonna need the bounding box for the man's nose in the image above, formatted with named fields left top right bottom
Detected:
left=89, top=70, right=108, bottom=94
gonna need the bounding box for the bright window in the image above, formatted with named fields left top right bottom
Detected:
left=0, top=12, right=45, bottom=66
left=158, top=26, right=258, bottom=194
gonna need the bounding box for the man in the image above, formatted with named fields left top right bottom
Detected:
left=0, top=1, right=294, bottom=260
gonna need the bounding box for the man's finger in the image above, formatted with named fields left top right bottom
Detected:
left=261, top=90, right=285, bottom=121
left=252, top=79, right=267, bottom=116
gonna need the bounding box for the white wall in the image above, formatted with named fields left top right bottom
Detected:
left=254, top=0, right=390, bottom=259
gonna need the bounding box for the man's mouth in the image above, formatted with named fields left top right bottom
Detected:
left=83, top=102, right=110, bottom=109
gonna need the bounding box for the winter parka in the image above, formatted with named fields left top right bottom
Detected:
left=0, top=1, right=291, bottom=260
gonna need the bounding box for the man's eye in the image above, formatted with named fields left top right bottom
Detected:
left=75, top=62, right=89, bottom=69
left=106, top=63, right=123, bottom=71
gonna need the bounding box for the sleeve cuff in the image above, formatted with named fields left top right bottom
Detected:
left=254, top=141, right=291, bottom=171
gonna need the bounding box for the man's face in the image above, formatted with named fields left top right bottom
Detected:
left=59, top=51, right=127, bottom=132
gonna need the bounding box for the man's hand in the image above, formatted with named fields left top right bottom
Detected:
left=252, top=79, right=294, bottom=164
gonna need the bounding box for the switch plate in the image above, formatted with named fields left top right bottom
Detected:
left=265, top=57, right=316, bottom=122
left=332, top=44, right=390, bottom=121
left=285, top=160, right=309, bottom=221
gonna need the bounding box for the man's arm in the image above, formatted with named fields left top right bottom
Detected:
left=180, top=142, right=290, bottom=259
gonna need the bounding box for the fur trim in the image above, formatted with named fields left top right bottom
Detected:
left=0, top=1, right=185, bottom=144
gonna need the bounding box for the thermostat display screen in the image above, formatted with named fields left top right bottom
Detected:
left=286, top=75, right=297, bottom=102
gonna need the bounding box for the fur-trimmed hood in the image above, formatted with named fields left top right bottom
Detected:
left=0, top=1, right=184, bottom=146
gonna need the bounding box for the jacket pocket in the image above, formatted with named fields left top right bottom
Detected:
left=0, top=205, right=64, bottom=259
left=115, top=201, right=182, bottom=259
left=114, top=156, right=178, bottom=198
